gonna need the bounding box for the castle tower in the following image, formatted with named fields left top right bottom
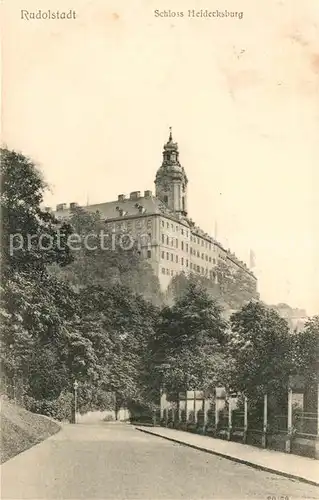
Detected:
left=155, top=128, right=188, bottom=215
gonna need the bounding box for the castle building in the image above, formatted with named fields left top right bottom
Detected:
left=52, top=129, right=257, bottom=290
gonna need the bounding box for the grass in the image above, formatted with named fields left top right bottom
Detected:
left=0, top=398, right=61, bottom=463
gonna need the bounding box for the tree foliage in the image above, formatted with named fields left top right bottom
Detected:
left=1, top=148, right=73, bottom=276
left=227, top=300, right=291, bottom=398
left=52, top=206, right=163, bottom=304
left=1, top=148, right=317, bottom=422
left=0, top=149, right=160, bottom=417
left=150, top=281, right=228, bottom=396
left=290, top=315, right=319, bottom=384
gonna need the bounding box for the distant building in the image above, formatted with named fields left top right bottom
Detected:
left=270, top=303, right=308, bottom=332
left=52, top=129, right=257, bottom=292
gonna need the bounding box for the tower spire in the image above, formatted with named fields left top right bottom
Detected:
left=155, top=129, right=188, bottom=216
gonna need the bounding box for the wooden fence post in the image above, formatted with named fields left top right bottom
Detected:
left=262, top=393, right=268, bottom=448
left=227, top=397, right=233, bottom=441
left=215, top=388, right=219, bottom=432
left=185, top=390, right=188, bottom=427
left=286, top=386, right=293, bottom=453
left=193, top=391, right=197, bottom=425
left=203, top=397, right=208, bottom=431
left=243, top=395, right=248, bottom=443
left=177, top=393, right=181, bottom=424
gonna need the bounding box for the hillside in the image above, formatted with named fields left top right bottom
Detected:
left=0, top=398, right=61, bottom=463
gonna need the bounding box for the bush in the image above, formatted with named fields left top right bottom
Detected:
left=24, top=392, right=73, bottom=421
left=103, top=414, right=115, bottom=422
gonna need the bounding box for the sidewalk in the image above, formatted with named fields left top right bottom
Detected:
left=135, top=426, right=319, bottom=487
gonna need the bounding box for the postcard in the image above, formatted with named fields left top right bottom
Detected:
left=1, top=1, right=318, bottom=498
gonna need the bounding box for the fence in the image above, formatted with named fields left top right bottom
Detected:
left=158, top=386, right=319, bottom=459
left=294, top=411, right=318, bottom=437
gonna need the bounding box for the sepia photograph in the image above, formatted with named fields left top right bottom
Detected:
left=1, top=0, right=319, bottom=498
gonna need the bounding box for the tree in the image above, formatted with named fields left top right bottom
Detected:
left=290, top=315, right=319, bottom=384
left=73, top=282, right=159, bottom=413
left=150, top=281, right=228, bottom=396
left=227, top=300, right=291, bottom=400
left=1, top=148, right=73, bottom=277
left=216, top=260, right=258, bottom=309
left=167, top=271, right=221, bottom=304
left=0, top=149, right=162, bottom=418
left=51, top=207, right=163, bottom=304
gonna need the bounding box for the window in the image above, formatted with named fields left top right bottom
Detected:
left=166, top=269, right=170, bottom=275
left=197, top=265, right=200, bottom=272
left=161, top=251, right=165, bottom=259
left=181, top=241, right=184, bottom=251
left=171, top=223, right=173, bottom=230
left=164, top=196, right=168, bottom=203
left=201, top=240, right=204, bottom=247
left=186, top=243, right=188, bottom=252
left=197, top=251, right=200, bottom=257
left=147, top=250, right=151, bottom=258
left=213, top=258, right=216, bottom=264
left=166, top=252, right=169, bottom=260
left=181, top=229, right=184, bottom=235
left=171, top=254, right=173, bottom=261
left=176, top=255, right=178, bottom=263
left=209, top=256, right=211, bottom=262
left=181, top=257, right=184, bottom=265
left=162, top=234, right=164, bottom=243
left=186, top=259, right=188, bottom=267
left=201, top=253, right=204, bottom=259
left=161, top=220, right=164, bottom=227
left=176, top=225, right=178, bottom=231
left=166, top=236, right=169, bottom=245
left=166, top=222, right=169, bottom=228
left=205, top=255, right=208, bottom=261
left=162, top=267, right=165, bottom=274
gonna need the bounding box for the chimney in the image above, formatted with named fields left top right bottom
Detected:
left=118, top=194, right=125, bottom=202
left=144, top=190, right=152, bottom=198
left=70, top=202, right=78, bottom=209
left=56, top=203, right=67, bottom=211
left=130, top=191, right=141, bottom=200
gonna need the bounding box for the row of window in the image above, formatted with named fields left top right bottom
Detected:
left=190, top=248, right=216, bottom=264
left=106, top=218, right=153, bottom=232
left=161, top=251, right=189, bottom=267
left=190, top=235, right=227, bottom=260
left=161, top=220, right=189, bottom=236
left=162, top=268, right=175, bottom=276
left=161, top=234, right=190, bottom=251
left=160, top=251, right=218, bottom=272
left=161, top=266, right=216, bottom=277
left=191, top=235, right=211, bottom=248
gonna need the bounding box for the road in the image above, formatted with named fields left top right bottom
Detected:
left=1, top=422, right=318, bottom=499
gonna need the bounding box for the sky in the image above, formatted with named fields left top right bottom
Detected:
left=2, top=0, right=319, bottom=315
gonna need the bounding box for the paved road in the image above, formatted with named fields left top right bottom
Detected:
left=2, top=422, right=319, bottom=499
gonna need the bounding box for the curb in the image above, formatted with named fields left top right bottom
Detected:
left=135, top=427, right=319, bottom=488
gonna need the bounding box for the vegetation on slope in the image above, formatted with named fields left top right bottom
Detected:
left=0, top=398, right=60, bottom=463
